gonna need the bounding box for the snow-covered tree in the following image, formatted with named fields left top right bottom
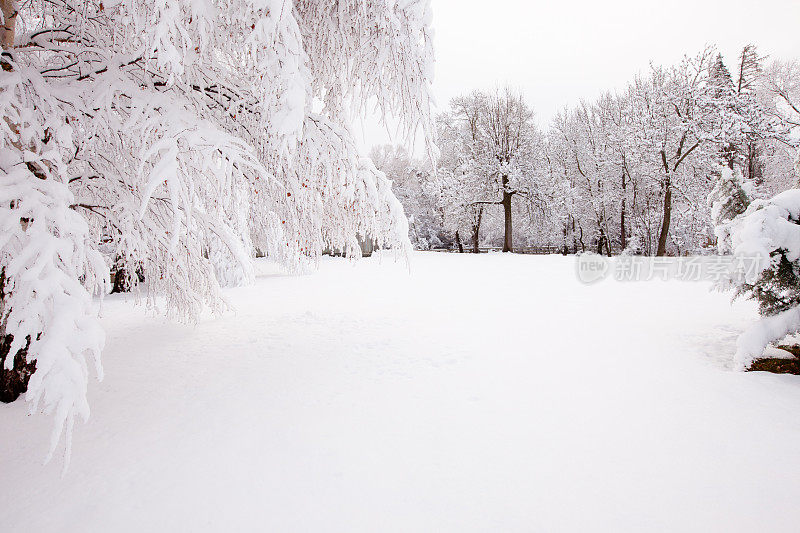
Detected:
left=0, top=0, right=434, bottom=464
left=363, top=44, right=800, bottom=261
left=435, top=88, right=542, bottom=252
left=540, top=45, right=794, bottom=257
left=547, top=99, right=628, bottom=256
left=717, top=188, right=800, bottom=369
left=536, top=49, right=723, bottom=257
left=435, top=101, right=494, bottom=252
left=370, top=144, right=446, bottom=250
left=709, top=165, right=752, bottom=247
left=759, top=58, right=800, bottom=193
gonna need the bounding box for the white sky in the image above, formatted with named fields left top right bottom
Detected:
left=355, top=0, right=800, bottom=154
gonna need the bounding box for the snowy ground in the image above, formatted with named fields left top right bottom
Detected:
left=3, top=251, right=800, bottom=532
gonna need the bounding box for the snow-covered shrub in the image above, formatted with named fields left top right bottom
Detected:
left=717, top=183, right=800, bottom=369
left=0, top=0, right=433, bottom=463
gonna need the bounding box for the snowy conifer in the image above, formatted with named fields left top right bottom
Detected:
left=719, top=187, right=800, bottom=369
left=709, top=165, right=751, bottom=252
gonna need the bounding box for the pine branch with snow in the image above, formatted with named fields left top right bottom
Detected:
left=718, top=188, right=800, bottom=369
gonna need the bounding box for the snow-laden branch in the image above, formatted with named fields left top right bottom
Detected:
left=0, top=0, right=434, bottom=465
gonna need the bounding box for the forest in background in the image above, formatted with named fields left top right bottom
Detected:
left=374, top=45, right=800, bottom=256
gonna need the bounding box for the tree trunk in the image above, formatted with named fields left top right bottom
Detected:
left=471, top=206, right=483, bottom=254
left=572, top=219, right=579, bottom=254
left=746, top=140, right=763, bottom=185
left=656, top=152, right=672, bottom=257
left=0, top=269, right=36, bottom=403
left=501, top=174, right=512, bottom=253
left=454, top=231, right=464, bottom=253
left=620, top=171, right=627, bottom=251
left=1, top=0, right=17, bottom=52
left=597, top=227, right=607, bottom=255
left=0, top=334, right=35, bottom=403
left=111, top=265, right=130, bottom=293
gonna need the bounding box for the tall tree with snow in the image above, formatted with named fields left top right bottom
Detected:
left=0, top=0, right=434, bottom=463
left=435, top=88, right=541, bottom=253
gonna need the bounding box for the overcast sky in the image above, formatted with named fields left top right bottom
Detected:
left=356, top=0, right=800, bottom=153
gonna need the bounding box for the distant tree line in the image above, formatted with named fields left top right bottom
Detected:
left=374, top=45, right=800, bottom=256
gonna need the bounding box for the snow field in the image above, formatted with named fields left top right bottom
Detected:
left=2, top=252, right=800, bottom=532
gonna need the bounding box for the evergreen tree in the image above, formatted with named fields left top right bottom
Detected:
left=720, top=187, right=800, bottom=369
left=738, top=253, right=800, bottom=317
left=707, top=54, right=739, bottom=168
left=709, top=165, right=751, bottom=242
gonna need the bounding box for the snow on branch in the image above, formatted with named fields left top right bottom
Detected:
left=0, top=0, right=433, bottom=465
left=720, top=186, right=800, bottom=369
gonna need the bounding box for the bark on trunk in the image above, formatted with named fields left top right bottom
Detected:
left=656, top=184, right=672, bottom=256
left=1, top=0, right=17, bottom=52
left=620, top=171, right=627, bottom=251
left=471, top=206, right=483, bottom=254
left=454, top=231, right=464, bottom=253
left=0, top=269, right=36, bottom=403
left=746, top=140, right=763, bottom=185
left=111, top=266, right=131, bottom=294
left=0, top=334, right=35, bottom=403
left=656, top=151, right=672, bottom=257
left=596, top=227, right=609, bottom=256
left=501, top=174, right=512, bottom=253
left=572, top=219, right=579, bottom=254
